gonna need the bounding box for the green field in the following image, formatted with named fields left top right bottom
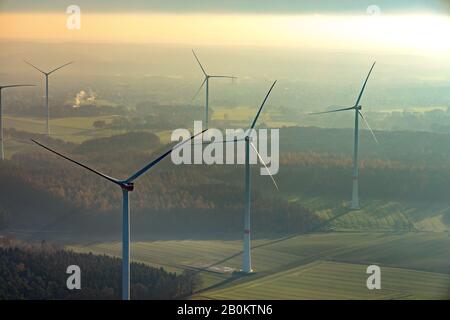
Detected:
left=2, top=110, right=290, bottom=156
left=4, top=115, right=123, bottom=143
left=286, top=194, right=450, bottom=233
left=67, top=191, right=450, bottom=300
left=202, top=261, right=449, bottom=300
left=68, top=232, right=450, bottom=300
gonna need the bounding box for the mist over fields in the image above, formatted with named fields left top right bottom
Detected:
left=0, top=12, right=449, bottom=299
left=1, top=41, right=449, bottom=123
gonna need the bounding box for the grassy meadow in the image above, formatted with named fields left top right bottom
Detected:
left=68, top=231, right=450, bottom=300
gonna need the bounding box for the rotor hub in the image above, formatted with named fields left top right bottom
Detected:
left=121, top=183, right=134, bottom=192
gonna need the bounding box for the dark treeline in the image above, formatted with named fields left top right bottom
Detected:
left=75, top=131, right=161, bottom=154
left=2, top=126, right=450, bottom=235
left=0, top=237, right=200, bottom=299
left=302, top=107, right=450, bottom=134
left=5, top=128, right=75, bottom=151
left=280, top=126, right=450, bottom=166
left=0, top=129, right=319, bottom=235
left=279, top=152, right=450, bottom=202
left=0, top=156, right=319, bottom=235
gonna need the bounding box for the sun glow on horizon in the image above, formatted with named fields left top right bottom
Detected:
left=1, top=12, right=449, bottom=55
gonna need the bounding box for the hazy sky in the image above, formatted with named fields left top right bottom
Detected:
left=1, top=1, right=449, bottom=114
left=0, top=0, right=448, bottom=14
left=1, top=1, right=449, bottom=55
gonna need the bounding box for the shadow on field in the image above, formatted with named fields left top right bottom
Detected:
left=191, top=232, right=311, bottom=294
left=191, top=206, right=357, bottom=294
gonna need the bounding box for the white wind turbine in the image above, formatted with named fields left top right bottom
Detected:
left=241, top=80, right=278, bottom=273
left=31, top=129, right=206, bottom=300
left=24, top=60, right=73, bottom=135
left=310, top=62, right=378, bottom=209
left=192, top=50, right=236, bottom=129
left=0, top=84, right=35, bottom=160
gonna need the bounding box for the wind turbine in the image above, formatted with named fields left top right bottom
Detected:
left=31, top=129, right=206, bottom=300
left=241, top=80, right=278, bottom=273
left=192, top=50, right=236, bottom=129
left=309, top=62, right=378, bottom=210
left=24, top=60, right=73, bottom=136
left=0, top=84, right=35, bottom=160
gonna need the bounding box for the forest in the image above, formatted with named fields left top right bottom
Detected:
left=0, top=237, right=200, bottom=299
left=1, top=125, right=450, bottom=236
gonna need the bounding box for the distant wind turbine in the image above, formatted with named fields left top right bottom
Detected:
left=24, top=60, right=73, bottom=135
left=0, top=84, right=35, bottom=160
left=192, top=50, right=236, bottom=129
left=31, top=129, right=206, bottom=300
left=241, top=80, right=278, bottom=273
left=309, top=62, right=378, bottom=209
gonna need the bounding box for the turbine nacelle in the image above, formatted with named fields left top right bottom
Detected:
left=120, top=182, right=134, bottom=192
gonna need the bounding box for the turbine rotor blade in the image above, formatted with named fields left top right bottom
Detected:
left=192, top=50, right=207, bottom=76
left=23, top=60, right=46, bottom=74
left=308, top=106, right=354, bottom=115
left=31, top=139, right=122, bottom=186
left=209, top=75, right=237, bottom=79
left=192, top=78, right=206, bottom=101
left=354, top=61, right=376, bottom=107
left=358, top=111, right=379, bottom=144
left=248, top=80, right=277, bottom=132
left=48, top=61, right=74, bottom=75
left=0, top=84, right=35, bottom=89
left=250, top=142, right=278, bottom=190
left=126, top=129, right=208, bottom=183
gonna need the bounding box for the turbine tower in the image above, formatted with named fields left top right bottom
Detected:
left=241, top=80, right=278, bottom=273
left=31, top=129, right=206, bottom=300
left=192, top=50, right=236, bottom=129
left=0, top=84, right=35, bottom=160
left=24, top=60, right=73, bottom=136
left=310, top=62, right=378, bottom=209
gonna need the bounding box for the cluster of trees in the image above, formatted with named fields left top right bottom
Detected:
left=278, top=151, right=450, bottom=201
left=75, top=131, right=161, bottom=154
left=5, top=128, right=75, bottom=151
left=288, top=107, right=450, bottom=134
left=350, top=108, right=450, bottom=134
left=3, top=126, right=450, bottom=236
left=0, top=133, right=320, bottom=235
left=280, top=126, right=450, bottom=166
left=0, top=153, right=320, bottom=235
left=0, top=238, right=200, bottom=299
left=57, top=104, right=125, bottom=118
left=103, top=102, right=204, bottom=130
